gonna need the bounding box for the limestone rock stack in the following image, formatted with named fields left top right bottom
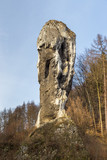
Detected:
left=16, top=21, right=90, bottom=160
left=36, top=20, right=76, bottom=127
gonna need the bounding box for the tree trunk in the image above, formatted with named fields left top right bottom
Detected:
left=85, top=87, right=97, bottom=132
left=96, top=81, right=103, bottom=136
left=102, top=54, right=107, bottom=132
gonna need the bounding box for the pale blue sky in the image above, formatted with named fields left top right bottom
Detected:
left=0, top=0, right=107, bottom=110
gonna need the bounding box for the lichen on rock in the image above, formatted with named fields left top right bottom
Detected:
left=36, top=20, right=76, bottom=127
left=17, top=117, right=89, bottom=160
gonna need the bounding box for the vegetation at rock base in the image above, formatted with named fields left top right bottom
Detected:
left=17, top=118, right=89, bottom=160
left=66, top=34, right=107, bottom=159
left=0, top=34, right=107, bottom=159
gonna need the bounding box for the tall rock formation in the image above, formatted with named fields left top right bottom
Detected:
left=16, top=21, right=90, bottom=160
left=36, top=20, right=76, bottom=127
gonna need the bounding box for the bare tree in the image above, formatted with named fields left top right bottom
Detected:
left=91, top=34, right=107, bottom=133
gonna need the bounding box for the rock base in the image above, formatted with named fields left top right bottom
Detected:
left=17, top=117, right=90, bottom=160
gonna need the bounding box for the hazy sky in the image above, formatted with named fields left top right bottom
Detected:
left=0, top=0, right=107, bottom=111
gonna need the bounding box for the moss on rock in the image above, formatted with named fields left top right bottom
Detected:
left=17, top=117, right=90, bottom=160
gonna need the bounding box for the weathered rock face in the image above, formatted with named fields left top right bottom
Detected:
left=15, top=21, right=91, bottom=160
left=36, top=20, right=76, bottom=127
left=17, top=118, right=89, bottom=160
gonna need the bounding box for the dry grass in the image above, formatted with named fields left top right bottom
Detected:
left=67, top=96, right=93, bottom=133
left=66, top=96, right=107, bottom=159
left=83, top=133, right=107, bottom=160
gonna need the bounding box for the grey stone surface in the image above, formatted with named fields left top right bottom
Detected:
left=17, top=117, right=89, bottom=160
left=15, top=21, right=90, bottom=160
left=36, top=20, right=76, bottom=127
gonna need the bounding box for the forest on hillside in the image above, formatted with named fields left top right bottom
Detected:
left=0, top=102, right=39, bottom=144
left=67, top=34, right=107, bottom=137
left=0, top=34, right=107, bottom=159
